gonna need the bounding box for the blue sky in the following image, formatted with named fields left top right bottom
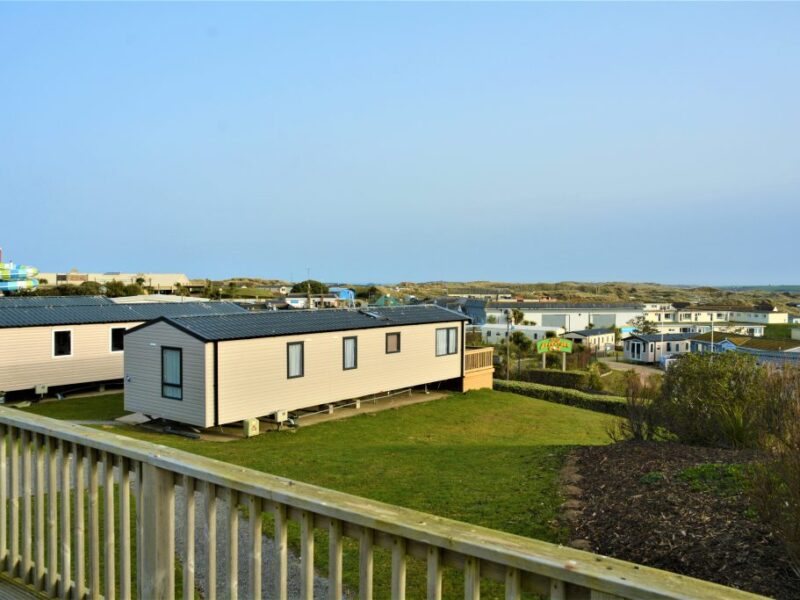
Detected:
left=1, top=3, right=798, bottom=285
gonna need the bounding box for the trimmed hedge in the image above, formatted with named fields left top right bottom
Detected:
left=515, top=368, right=589, bottom=390
left=494, top=379, right=626, bottom=416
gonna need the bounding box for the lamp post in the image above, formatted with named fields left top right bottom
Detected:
left=505, top=309, right=511, bottom=380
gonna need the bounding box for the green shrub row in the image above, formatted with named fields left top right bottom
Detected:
left=513, top=368, right=590, bottom=390
left=494, top=379, right=626, bottom=416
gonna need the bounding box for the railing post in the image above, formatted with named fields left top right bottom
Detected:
left=140, top=463, right=174, bottom=599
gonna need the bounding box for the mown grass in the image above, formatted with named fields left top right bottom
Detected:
left=21, top=389, right=616, bottom=598
left=16, top=393, right=129, bottom=421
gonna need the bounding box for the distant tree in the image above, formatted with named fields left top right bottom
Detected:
left=123, top=283, right=143, bottom=296
left=291, top=280, right=329, bottom=295
left=511, top=308, right=525, bottom=325
left=77, top=281, right=103, bottom=296
left=631, top=316, right=659, bottom=335
left=135, top=277, right=146, bottom=287
left=486, top=315, right=498, bottom=324
left=103, top=280, right=127, bottom=297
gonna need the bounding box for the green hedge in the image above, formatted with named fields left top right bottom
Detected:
left=494, top=379, right=626, bottom=416
left=514, top=368, right=589, bottom=390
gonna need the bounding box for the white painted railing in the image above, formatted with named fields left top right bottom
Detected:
left=0, top=407, right=766, bottom=600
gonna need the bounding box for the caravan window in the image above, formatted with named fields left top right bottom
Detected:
left=53, top=331, right=72, bottom=357
left=436, top=327, right=458, bottom=356
left=111, top=327, right=126, bottom=352
left=287, top=342, right=304, bottom=378
left=161, top=347, right=183, bottom=400
left=386, top=332, right=401, bottom=354
left=343, top=337, right=358, bottom=370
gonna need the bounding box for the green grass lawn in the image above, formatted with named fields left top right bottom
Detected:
left=16, top=392, right=129, bottom=421
left=17, top=389, right=615, bottom=598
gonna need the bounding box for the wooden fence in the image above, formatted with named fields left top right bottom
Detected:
left=0, top=407, right=766, bottom=600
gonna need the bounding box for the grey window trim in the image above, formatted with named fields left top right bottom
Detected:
left=287, top=341, right=305, bottom=379
left=436, top=327, right=458, bottom=356
left=343, top=336, right=358, bottom=370
left=385, top=332, right=401, bottom=354
left=161, top=346, right=183, bottom=401
left=110, top=327, right=126, bottom=353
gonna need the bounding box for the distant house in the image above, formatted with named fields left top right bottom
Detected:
left=36, top=270, right=193, bottom=294
left=124, top=306, right=490, bottom=427
left=623, top=333, right=694, bottom=363
left=284, top=293, right=340, bottom=309
left=564, top=328, right=616, bottom=351
left=485, top=302, right=643, bottom=331
left=431, top=297, right=487, bottom=324
left=478, top=323, right=563, bottom=344
left=691, top=332, right=800, bottom=354
left=0, top=296, right=245, bottom=395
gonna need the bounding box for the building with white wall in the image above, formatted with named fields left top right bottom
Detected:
left=564, top=328, right=616, bottom=351
left=478, top=323, right=564, bottom=344
left=623, top=333, right=694, bottom=364
left=486, top=302, right=642, bottom=332
left=642, top=304, right=787, bottom=337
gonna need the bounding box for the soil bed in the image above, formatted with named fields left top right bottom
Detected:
left=571, top=441, right=800, bottom=599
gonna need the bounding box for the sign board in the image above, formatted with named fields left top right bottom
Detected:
left=536, top=338, right=573, bottom=354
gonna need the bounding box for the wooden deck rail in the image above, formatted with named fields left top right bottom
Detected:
left=464, top=347, right=494, bottom=372
left=0, top=407, right=766, bottom=600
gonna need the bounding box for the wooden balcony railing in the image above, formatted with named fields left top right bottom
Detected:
left=464, top=347, right=494, bottom=372
left=0, top=407, right=766, bottom=600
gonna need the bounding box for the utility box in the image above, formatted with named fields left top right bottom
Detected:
left=35, top=384, right=48, bottom=395
left=274, top=410, right=288, bottom=423
left=243, top=418, right=260, bottom=438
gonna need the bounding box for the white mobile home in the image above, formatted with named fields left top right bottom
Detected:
left=486, top=302, right=643, bottom=331
left=124, top=306, right=489, bottom=428
left=0, top=296, right=245, bottom=395
left=564, top=328, right=616, bottom=351
left=478, top=323, right=564, bottom=344
left=623, top=333, right=694, bottom=364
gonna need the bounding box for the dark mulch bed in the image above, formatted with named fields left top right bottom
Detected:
left=571, top=441, right=800, bottom=599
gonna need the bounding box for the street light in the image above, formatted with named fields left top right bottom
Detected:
left=505, top=309, right=511, bottom=380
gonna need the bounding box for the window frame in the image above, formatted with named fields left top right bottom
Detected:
left=52, top=329, right=73, bottom=358
left=287, top=341, right=305, bottom=379
left=435, top=327, right=459, bottom=357
left=343, top=336, right=358, bottom=370
left=110, top=327, right=126, bottom=353
left=385, top=332, right=401, bottom=354
left=161, top=346, right=183, bottom=401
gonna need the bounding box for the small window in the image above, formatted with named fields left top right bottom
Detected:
left=436, top=327, right=458, bottom=356
left=287, top=342, right=304, bottom=379
left=386, top=332, right=401, bottom=354
left=666, top=342, right=672, bottom=352
left=161, top=347, right=182, bottom=400
left=53, top=331, right=72, bottom=357
left=343, top=337, right=357, bottom=370
left=111, top=327, right=126, bottom=352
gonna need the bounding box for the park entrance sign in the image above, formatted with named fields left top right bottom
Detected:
left=536, top=337, right=573, bottom=371
left=536, top=337, right=573, bottom=354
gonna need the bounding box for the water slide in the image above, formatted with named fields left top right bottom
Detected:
left=0, top=251, right=40, bottom=292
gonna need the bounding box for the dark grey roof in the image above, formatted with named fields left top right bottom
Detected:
left=626, top=333, right=694, bottom=343
left=0, top=295, right=113, bottom=308
left=147, top=305, right=469, bottom=342
left=0, top=301, right=246, bottom=328
left=566, top=328, right=614, bottom=337
left=487, top=302, right=642, bottom=311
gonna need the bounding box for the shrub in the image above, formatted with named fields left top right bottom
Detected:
left=608, top=370, right=659, bottom=441
left=494, top=379, right=626, bottom=416
left=751, top=365, right=800, bottom=575
left=511, top=368, right=589, bottom=389
left=652, top=353, right=767, bottom=449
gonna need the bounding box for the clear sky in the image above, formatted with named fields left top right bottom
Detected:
left=1, top=2, right=798, bottom=285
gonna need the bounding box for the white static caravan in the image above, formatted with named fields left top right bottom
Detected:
left=123, top=305, right=474, bottom=428
left=0, top=296, right=245, bottom=395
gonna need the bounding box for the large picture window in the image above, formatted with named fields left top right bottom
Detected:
left=161, top=347, right=183, bottom=400
left=343, top=337, right=357, bottom=370
left=386, top=332, right=401, bottom=354
left=53, top=331, right=72, bottom=357
left=435, top=327, right=458, bottom=356
left=287, top=342, right=304, bottom=378
left=110, top=327, right=126, bottom=352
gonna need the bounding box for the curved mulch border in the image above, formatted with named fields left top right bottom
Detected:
left=562, top=441, right=800, bottom=600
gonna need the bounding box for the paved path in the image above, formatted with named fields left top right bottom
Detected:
left=598, top=358, right=662, bottom=378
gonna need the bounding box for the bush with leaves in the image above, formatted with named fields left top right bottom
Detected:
left=608, top=370, right=660, bottom=442
left=653, top=352, right=767, bottom=449
left=751, top=366, right=800, bottom=575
